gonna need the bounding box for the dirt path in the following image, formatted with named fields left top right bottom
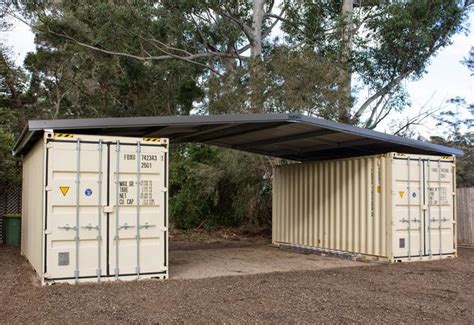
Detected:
left=0, top=245, right=473, bottom=323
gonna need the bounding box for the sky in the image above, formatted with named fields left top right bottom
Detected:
left=389, top=12, right=474, bottom=136
left=1, top=10, right=473, bottom=138
left=1, top=15, right=35, bottom=65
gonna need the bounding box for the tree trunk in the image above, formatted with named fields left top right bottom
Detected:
left=249, top=59, right=265, bottom=113
left=248, top=0, right=266, bottom=113
left=251, top=0, right=265, bottom=58
left=340, top=0, right=353, bottom=122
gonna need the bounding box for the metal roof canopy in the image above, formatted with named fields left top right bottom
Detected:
left=13, top=113, right=463, bottom=160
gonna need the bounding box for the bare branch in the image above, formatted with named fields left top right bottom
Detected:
left=41, top=25, right=231, bottom=75
left=262, top=11, right=283, bottom=38
left=146, top=35, right=194, bottom=57
left=364, top=94, right=386, bottom=128
left=50, top=29, right=211, bottom=60
left=352, top=72, right=409, bottom=122
left=189, top=13, right=220, bottom=53
left=215, top=6, right=253, bottom=41
left=5, top=9, right=232, bottom=74
left=372, top=102, right=394, bottom=129
left=393, top=100, right=446, bottom=136
left=263, top=13, right=287, bottom=23
left=353, top=0, right=470, bottom=124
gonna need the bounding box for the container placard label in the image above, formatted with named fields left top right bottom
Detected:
left=428, top=187, right=448, bottom=205
left=59, top=186, right=70, bottom=196
left=118, top=180, right=157, bottom=206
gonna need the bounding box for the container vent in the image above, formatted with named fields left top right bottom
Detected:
left=58, top=252, right=70, bottom=266
left=399, top=238, right=405, bottom=248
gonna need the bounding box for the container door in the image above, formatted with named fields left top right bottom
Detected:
left=109, top=142, right=167, bottom=277
left=46, top=140, right=107, bottom=280
left=392, top=157, right=424, bottom=259
left=424, top=159, right=455, bottom=256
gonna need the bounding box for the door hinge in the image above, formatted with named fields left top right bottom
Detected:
left=46, top=143, right=54, bottom=149
left=45, top=186, right=52, bottom=191
left=44, top=229, right=52, bottom=235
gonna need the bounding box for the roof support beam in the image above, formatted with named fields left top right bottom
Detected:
left=300, top=147, right=377, bottom=161
left=191, top=122, right=288, bottom=143
left=94, top=126, right=168, bottom=137
left=276, top=138, right=378, bottom=158
left=142, top=126, right=170, bottom=137
left=237, top=129, right=338, bottom=149
left=172, top=124, right=242, bottom=143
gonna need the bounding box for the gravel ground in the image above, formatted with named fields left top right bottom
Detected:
left=0, top=245, right=473, bottom=323
left=171, top=244, right=360, bottom=279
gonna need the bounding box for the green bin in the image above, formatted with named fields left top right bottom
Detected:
left=3, top=214, right=21, bottom=246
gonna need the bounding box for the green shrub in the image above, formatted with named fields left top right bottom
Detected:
left=169, top=144, right=272, bottom=230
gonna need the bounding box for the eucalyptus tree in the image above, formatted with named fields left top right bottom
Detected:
left=281, top=0, right=473, bottom=125
left=10, top=1, right=473, bottom=122
left=4, top=0, right=473, bottom=228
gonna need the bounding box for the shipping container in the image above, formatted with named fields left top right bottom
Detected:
left=21, top=131, right=168, bottom=284
left=272, top=153, right=457, bottom=262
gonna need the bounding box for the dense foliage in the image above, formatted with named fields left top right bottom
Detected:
left=430, top=96, right=474, bottom=187
left=170, top=145, right=272, bottom=229
left=431, top=133, right=474, bottom=188
left=0, top=1, right=472, bottom=229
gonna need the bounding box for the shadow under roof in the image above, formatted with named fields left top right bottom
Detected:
left=13, top=113, right=463, bottom=160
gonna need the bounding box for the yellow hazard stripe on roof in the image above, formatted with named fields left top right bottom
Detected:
left=143, top=138, right=162, bottom=143
left=54, top=133, right=74, bottom=138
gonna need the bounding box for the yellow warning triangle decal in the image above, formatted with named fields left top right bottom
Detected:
left=399, top=191, right=405, bottom=198
left=60, top=186, right=70, bottom=196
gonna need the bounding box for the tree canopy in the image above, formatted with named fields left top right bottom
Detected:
left=1, top=0, right=472, bottom=228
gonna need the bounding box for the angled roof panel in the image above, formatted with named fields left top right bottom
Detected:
left=13, top=113, right=463, bottom=160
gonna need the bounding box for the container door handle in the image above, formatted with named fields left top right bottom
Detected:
left=58, top=224, right=77, bottom=231
left=81, top=223, right=99, bottom=231
left=139, top=222, right=156, bottom=230
left=118, top=223, right=135, bottom=230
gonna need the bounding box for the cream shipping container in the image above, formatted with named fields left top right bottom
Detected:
left=21, top=131, right=168, bottom=284
left=272, top=153, right=457, bottom=262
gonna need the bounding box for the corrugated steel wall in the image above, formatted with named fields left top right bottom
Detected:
left=21, top=139, right=45, bottom=273
left=273, top=155, right=390, bottom=258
